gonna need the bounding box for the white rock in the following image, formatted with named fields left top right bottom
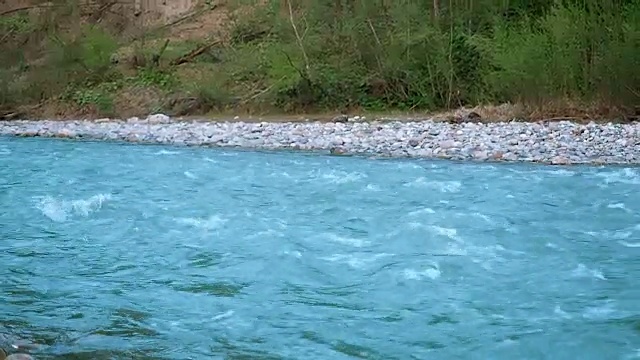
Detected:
left=146, top=113, right=170, bottom=123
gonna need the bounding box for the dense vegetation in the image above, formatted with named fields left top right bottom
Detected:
left=0, top=0, right=638, bottom=120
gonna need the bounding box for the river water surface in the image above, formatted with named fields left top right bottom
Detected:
left=1, top=137, right=639, bottom=359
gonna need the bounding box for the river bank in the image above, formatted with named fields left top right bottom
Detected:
left=2, top=116, right=639, bottom=165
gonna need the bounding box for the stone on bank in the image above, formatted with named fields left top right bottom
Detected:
left=0, top=117, right=639, bottom=165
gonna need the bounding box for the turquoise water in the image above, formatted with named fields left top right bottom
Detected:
left=1, top=137, right=639, bottom=360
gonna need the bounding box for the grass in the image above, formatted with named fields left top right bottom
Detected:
left=0, top=0, right=638, bottom=121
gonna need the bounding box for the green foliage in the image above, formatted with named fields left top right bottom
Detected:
left=0, top=14, right=34, bottom=34
left=1, top=0, right=638, bottom=117
left=219, top=0, right=640, bottom=113
left=133, top=67, right=175, bottom=89
left=68, top=88, right=114, bottom=115
left=48, top=25, right=120, bottom=85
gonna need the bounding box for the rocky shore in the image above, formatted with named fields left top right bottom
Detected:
left=1, top=115, right=639, bottom=165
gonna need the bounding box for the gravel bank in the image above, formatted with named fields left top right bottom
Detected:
left=1, top=116, right=639, bottom=165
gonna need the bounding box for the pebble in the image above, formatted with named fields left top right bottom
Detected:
left=0, top=118, right=639, bottom=165
left=5, top=355, right=34, bottom=360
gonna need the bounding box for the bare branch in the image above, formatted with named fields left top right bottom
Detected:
left=286, top=0, right=309, bottom=71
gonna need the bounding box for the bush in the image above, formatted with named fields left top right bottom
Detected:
left=220, top=0, right=640, bottom=114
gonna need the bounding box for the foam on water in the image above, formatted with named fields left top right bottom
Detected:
left=183, top=171, right=197, bottom=179
left=595, top=168, right=640, bottom=185
left=321, top=253, right=393, bottom=269
left=2, top=138, right=639, bottom=359
left=404, top=177, right=462, bottom=192
left=364, top=184, right=381, bottom=192
left=430, top=226, right=462, bottom=242
left=607, top=202, right=628, bottom=210
left=402, top=263, right=441, bottom=280
left=571, top=264, right=606, bottom=280
left=323, top=233, right=370, bottom=247
left=317, top=170, right=367, bottom=184
left=174, top=214, right=227, bottom=230
left=408, top=207, right=436, bottom=216
left=154, top=149, right=181, bottom=155
left=34, top=193, right=112, bottom=222
left=619, top=241, right=640, bottom=248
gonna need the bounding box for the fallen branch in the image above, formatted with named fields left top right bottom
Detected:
left=128, top=3, right=219, bottom=42
left=89, top=0, right=118, bottom=23
left=0, top=28, right=15, bottom=44
left=240, top=76, right=286, bottom=104
left=169, top=39, right=221, bottom=66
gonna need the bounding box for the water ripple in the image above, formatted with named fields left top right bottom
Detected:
left=1, top=138, right=639, bottom=359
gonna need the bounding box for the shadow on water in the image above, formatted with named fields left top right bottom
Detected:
left=211, top=337, right=284, bottom=360
left=302, top=331, right=391, bottom=360
left=42, top=349, right=167, bottom=360
left=172, top=281, right=246, bottom=297
left=92, top=308, right=159, bottom=338
left=187, top=252, right=223, bottom=268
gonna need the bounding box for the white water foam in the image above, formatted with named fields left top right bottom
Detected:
left=403, top=263, right=441, bottom=280
left=571, top=264, right=606, bottom=280
left=595, top=168, right=640, bottom=185
left=175, top=215, right=227, bottom=230
left=324, top=233, right=370, bottom=247
left=625, top=349, right=640, bottom=359
left=319, top=170, right=367, bottom=184
left=546, top=242, right=563, bottom=250
left=245, top=228, right=284, bottom=240
left=591, top=229, right=634, bottom=240
left=470, top=212, right=493, bottom=223
left=582, top=301, right=616, bottom=319
left=183, top=171, right=197, bottom=179
left=282, top=250, right=303, bottom=258
left=430, top=226, right=462, bottom=242
left=408, top=208, right=436, bottom=216
left=404, top=178, right=462, bottom=193
left=0, top=146, right=10, bottom=155
left=553, top=305, right=572, bottom=319
left=396, top=162, right=422, bottom=170
left=543, top=169, right=576, bottom=177
left=34, top=194, right=112, bottom=222
left=442, top=242, right=468, bottom=256
left=607, top=203, right=628, bottom=210
left=364, top=184, right=381, bottom=192
left=154, top=150, right=181, bottom=155
left=619, top=241, right=640, bottom=248
left=211, top=310, right=234, bottom=321
left=321, top=253, right=393, bottom=269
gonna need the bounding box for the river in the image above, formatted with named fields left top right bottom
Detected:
left=1, top=137, right=639, bottom=359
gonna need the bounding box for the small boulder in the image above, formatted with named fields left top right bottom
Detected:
left=6, top=354, right=34, bottom=360
left=331, top=114, right=348, bottom=123
left=146, top=113, right=170, bottom=124
left=464, top=111, right=482, bottom=122
left=439, top=140, right=456, bottom=149
left=56, top=129, right=76, bottom=138
left=408, top=138, right=420, bottom=147
left=491, top=151, right=504, bottom=160
left=329, top=147, right=348, bottom=155
left=551, top=155, right=570, bottom=165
